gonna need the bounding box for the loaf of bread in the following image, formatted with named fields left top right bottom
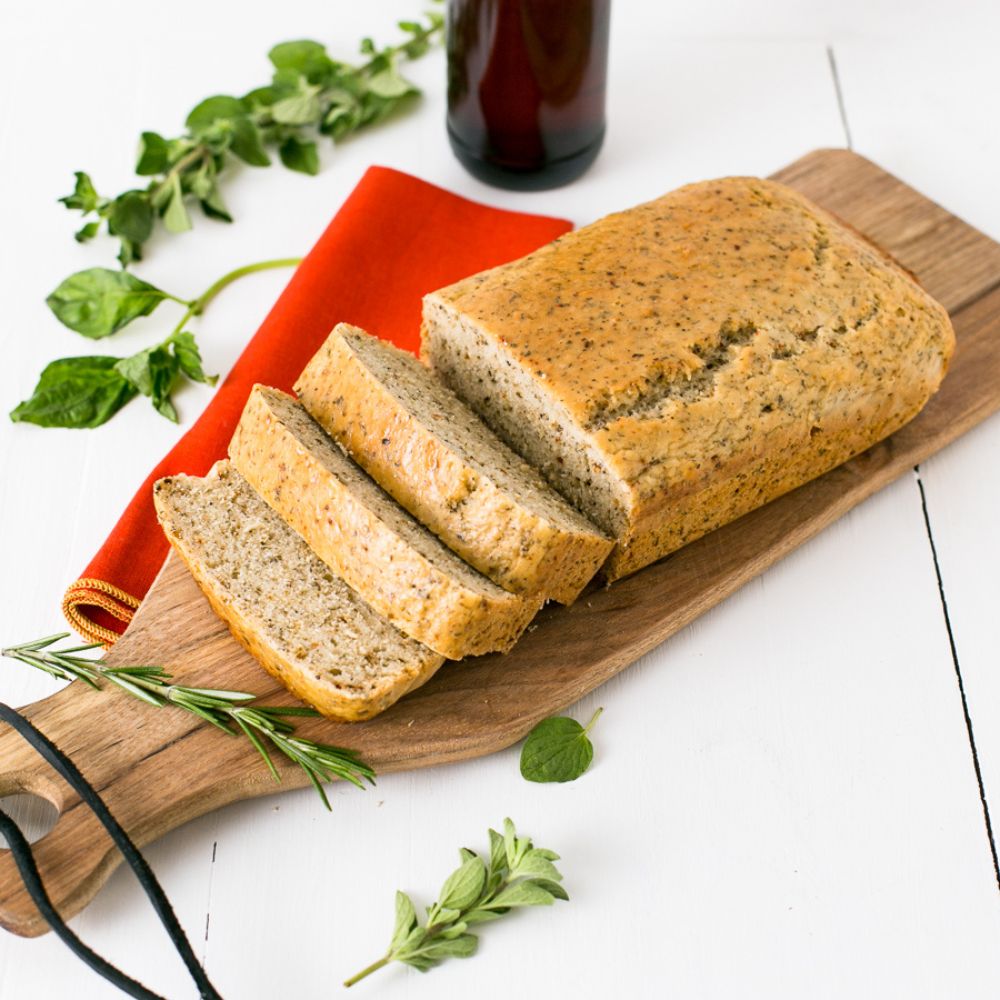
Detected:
left=294, top=324, right=613, bottom=604
left=228, top=385, right=542, bottom=659
left=423, top=176, right=956, bottom=580
left=153, top=462, right=445, bottom=722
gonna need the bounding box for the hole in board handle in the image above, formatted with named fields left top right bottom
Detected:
left=0, top=793, right=60, bottom=847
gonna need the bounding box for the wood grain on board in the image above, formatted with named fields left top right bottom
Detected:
left=1, top=149, right=999, bottom=938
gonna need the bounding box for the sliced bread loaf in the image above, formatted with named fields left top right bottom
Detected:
left=294, top=324, right=612, bottom=604
left=228, top=385, right=541, bottom=659
left=152, top=461, right=445, bottom=722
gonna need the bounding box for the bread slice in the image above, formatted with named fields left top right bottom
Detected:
left=228, top=385, right=541, bottom=659
left=294, top=324, right=612, bottom=604
left=152, top=462, right=445, bottom=722
left=422, top=175, right=955, bottom=580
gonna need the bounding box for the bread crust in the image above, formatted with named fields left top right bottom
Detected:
left=294, top=324, right=612, bottom=603
left=153, top=466, right=445, bottom=723
left=229, top=386, right=541, bottom=657
left=423, top=176, right=956, bottom=580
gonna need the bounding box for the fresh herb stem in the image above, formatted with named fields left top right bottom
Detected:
left=12, top=256, right=302, bottom=429
left=188, top=256, right=304, bottom=316
left=168, top=256, right=303, bottom=337
left=582, top=706, right=603, bottom=735
left=61, top=8, right=444, bottom=266
left=2, top=632, right=374, bottom=810
left=344, top=818, right=568, bottom=986
left=152, top=144, right=211, bottom=204
left=343, top=956, right=390, bottom=988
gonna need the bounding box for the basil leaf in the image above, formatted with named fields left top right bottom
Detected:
left=9, top=356, right=136, bottom=429
left=115, top=344, right=181, bottom=422
left=278, top=136, right=318, bottom=175
left=46, top=268, right=168, bottom=339
left=519, top=709, right=602, bottom=784
left=135, top=131, right=170, bottom=175
left=170, top=331, right=218, bottom=385
left=59, top=171, right=100, bottom=213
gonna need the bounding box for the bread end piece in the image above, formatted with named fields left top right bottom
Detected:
left=153, top=461, right=445, bottom=722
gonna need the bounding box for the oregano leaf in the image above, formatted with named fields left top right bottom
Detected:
left=60, top=14, right=442, bottom=261
left=437, top=855, right=486, bottom=912
left=74, top=221, right=100, bottom=243
left=135, top=131, right=170, bottom=175
left=229, top=117, right=270, bottom=167
left=185, top=94, right=247, bottom=133
left=59, top=171, right=100, bottom=213
left=390, top=891, right=417, bottom=951
left=162, top=175, right=192, bottom=233
left=170, top=331, right=218, bottom=386
left=482, top=880, right=554, bottom=910
left=519, top=708, right=603, bottom=783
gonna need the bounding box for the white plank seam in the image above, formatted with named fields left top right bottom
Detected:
left=826, top=45, right=854, bottom=150
left=915, top=468, right=1000, bottom=889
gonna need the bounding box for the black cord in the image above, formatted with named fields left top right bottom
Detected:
left=0, top=807, right=164, bottom=1000
left=0, top=703, right=223, bottom=999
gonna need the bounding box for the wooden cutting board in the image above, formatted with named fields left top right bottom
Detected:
left=2, top=149, right=1000, bottom=939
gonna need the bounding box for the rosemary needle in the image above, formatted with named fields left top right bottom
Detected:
left=2, top=632, right=374, bottom=810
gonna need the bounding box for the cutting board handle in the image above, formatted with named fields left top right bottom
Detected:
left=0, top=676, right=222, bottom=938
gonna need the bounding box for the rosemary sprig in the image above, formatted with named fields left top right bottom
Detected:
left=61, top=8, right=445, bottom=266
left=2, top=633, right=374, bottom=810
left=345, top=818, right=568, bottom=986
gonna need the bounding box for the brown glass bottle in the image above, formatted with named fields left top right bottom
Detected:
left=446, top=0, right=611, bottom=190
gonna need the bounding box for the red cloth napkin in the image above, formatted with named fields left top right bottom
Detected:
left=63, top=166, right=571, bottom=645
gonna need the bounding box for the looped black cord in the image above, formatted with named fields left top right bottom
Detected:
left=0, top=703, right=223, bottom=999
left=0, top=808, right=164, bottom=1000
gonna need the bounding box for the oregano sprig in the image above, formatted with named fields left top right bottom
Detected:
left=61, top=10, right=444, bottom=266
left=344, top=818, right=568, bottom=986
left=10, top=257, right=300, bottom=428
left=2, top=632, right=374, bottom=810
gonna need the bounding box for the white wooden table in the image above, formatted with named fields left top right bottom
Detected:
left=1, top=1, right=998, bottom=996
